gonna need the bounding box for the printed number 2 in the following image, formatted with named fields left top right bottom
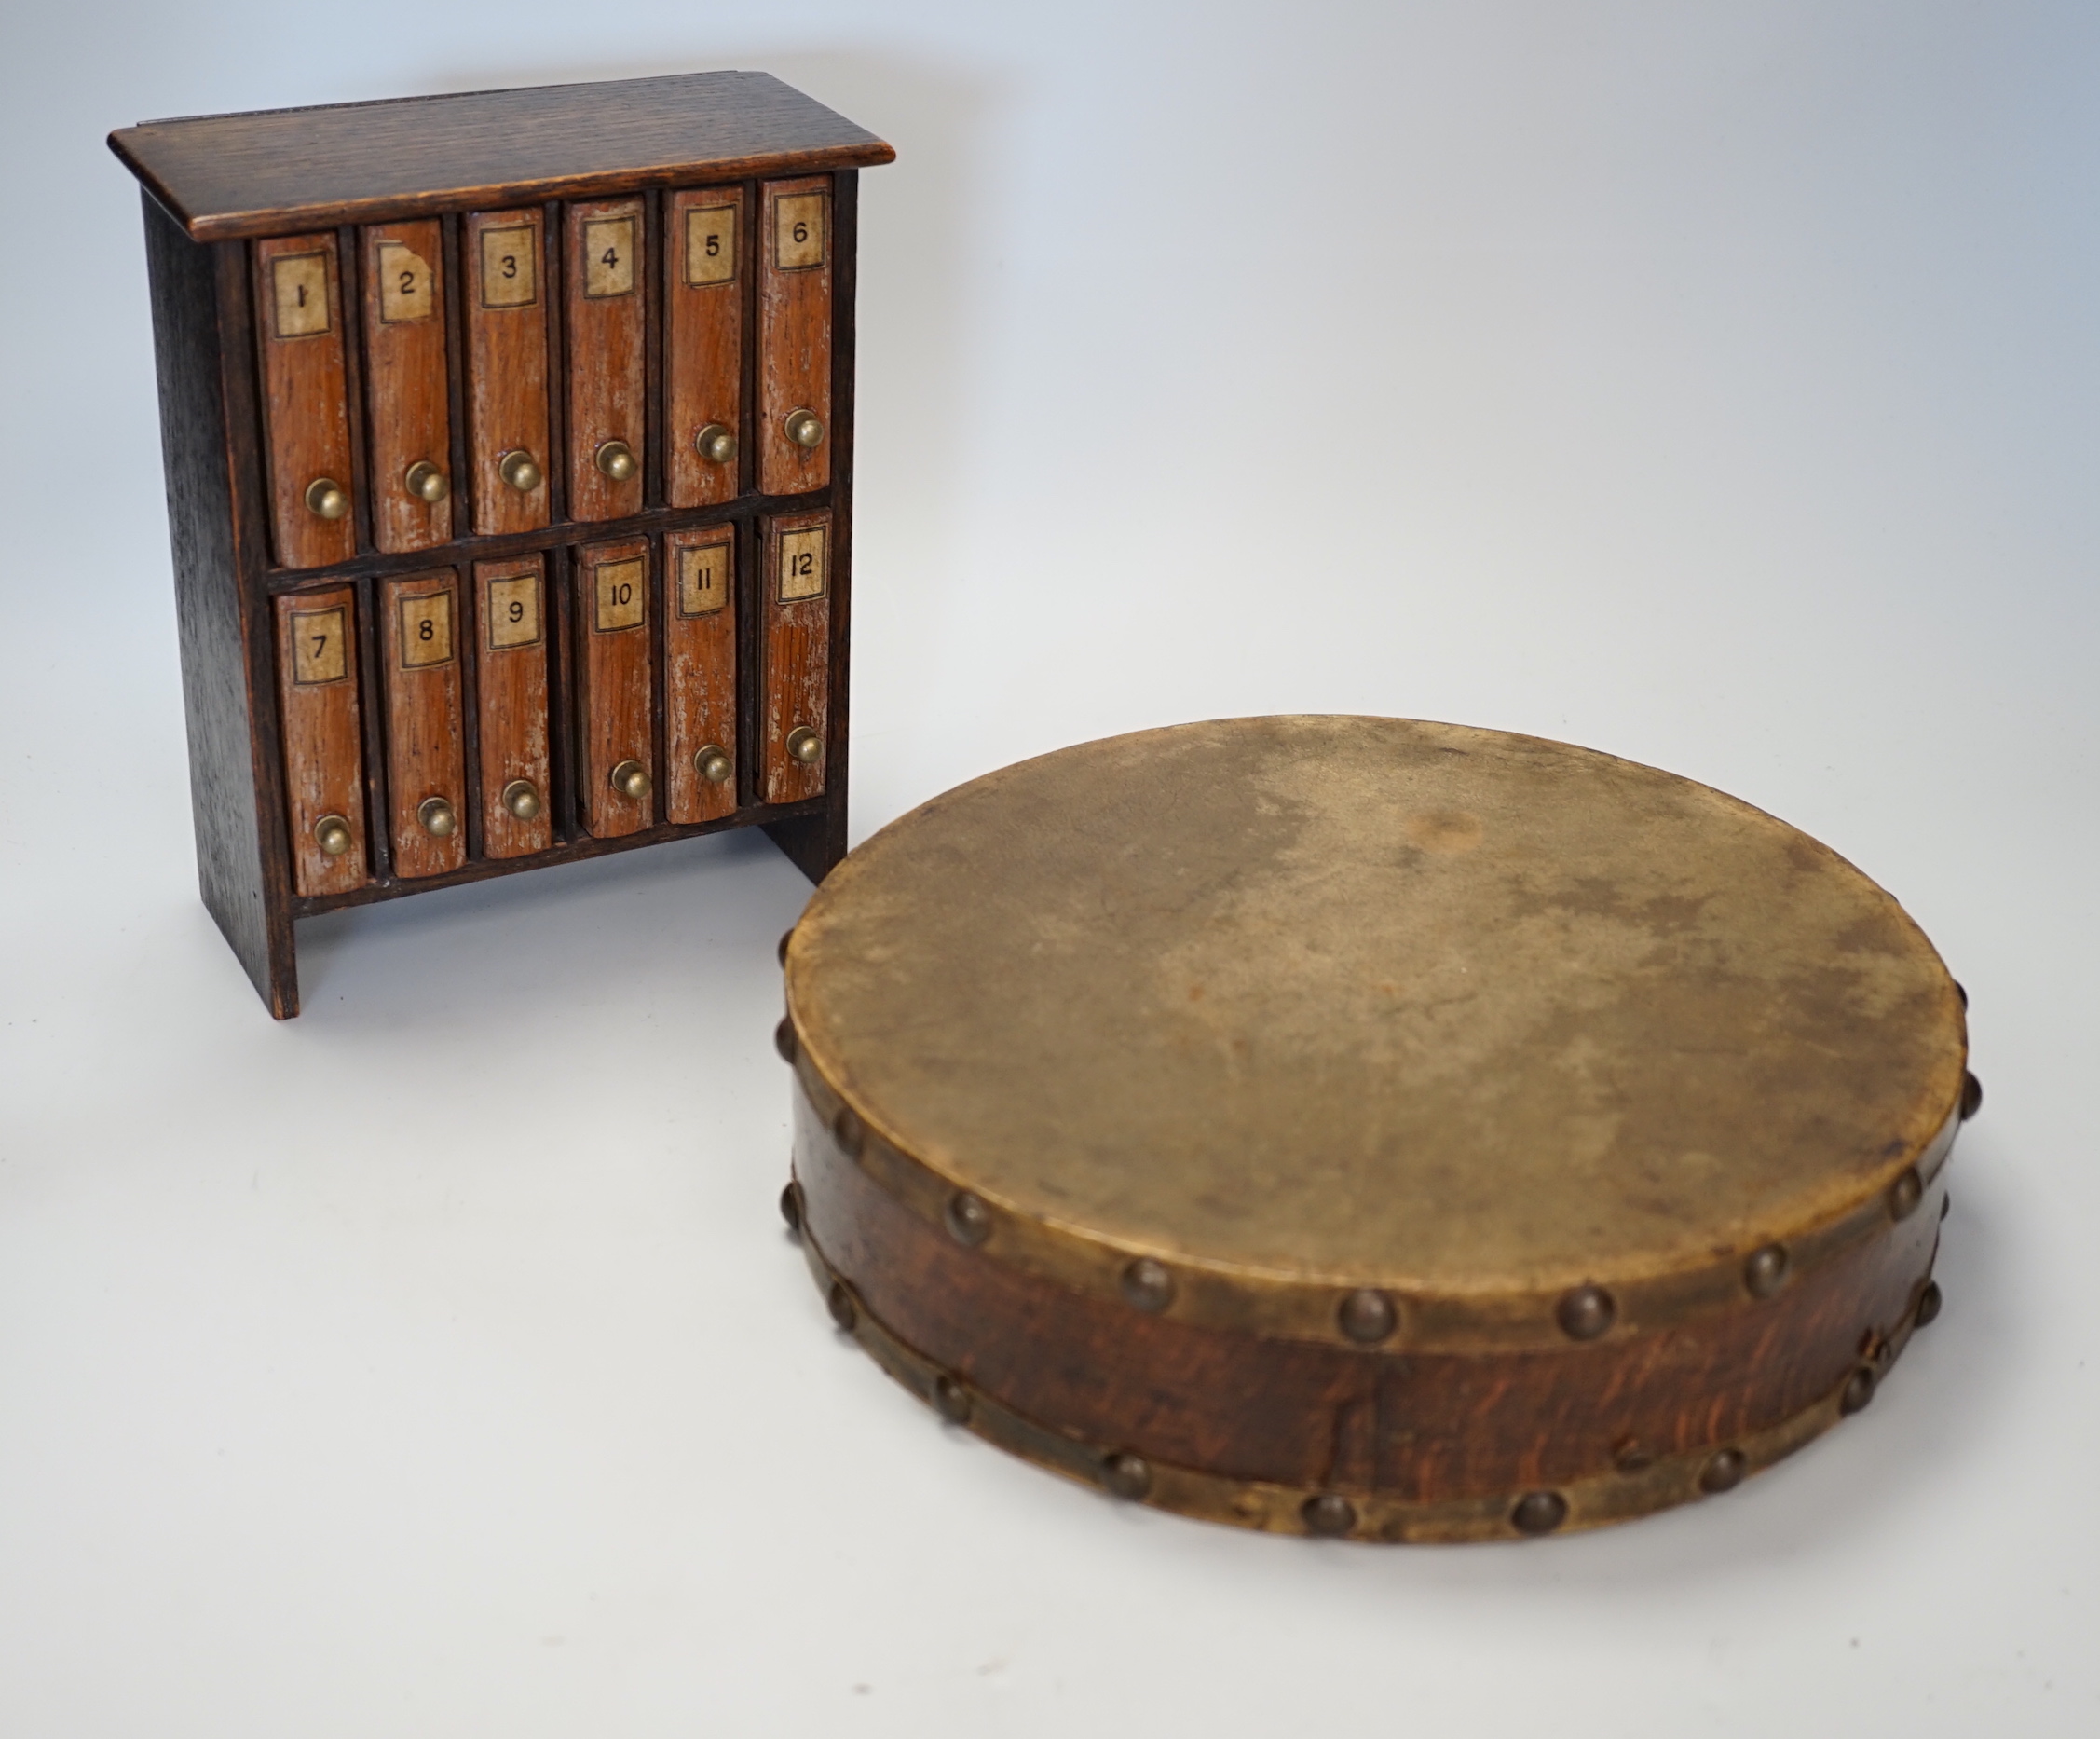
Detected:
left=790, top=553, right=815, bottom=578
left=399, top=269, right=416, bottom=296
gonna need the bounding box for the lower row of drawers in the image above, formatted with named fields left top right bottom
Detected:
left=272, top=511, right=832, bottom=897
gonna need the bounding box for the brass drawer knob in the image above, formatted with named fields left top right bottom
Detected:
left=694, top=422, right=737, bottom=464
left=694, top=745, right=732, bottom=785
left=403, top=459, right=449, bottom=503
left=610, top=759, right=651, bottom=800
left=784, top=407, right=825, bottom=450
left=417, top=795, right=457, bottom=838
left=785, top=726, right=822, bottom=766
left=501, top=778, right=542, bottom=820
left=498, top=449, right=542, bottom=493
left=595, top=440, right=636, bottom=482
left=304, top=477, right=349, bottom=520
left=313, top=814, right=353, bottom=856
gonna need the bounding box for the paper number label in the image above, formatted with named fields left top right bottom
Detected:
left=678, top=542, right=730, bottom=616
left=479, top=225, right=538, bottom=308
left=583, top=216, right=637, bottom=298
left=376, top=240, right=435, bottom=323
left=397, top=592, right=455, bottom=668
left=777, top=526, right=826, bottom=602
left=485, top=574, right=541, bottom=649
left=291, top=606, right=348, bottom=684
left=272, top=253, right=331, bottom=338
left=593, top=557, right=647, bottom=632
left=774, top=194, right=825, bottom=271
left=684, top=206, right=737, bottom=286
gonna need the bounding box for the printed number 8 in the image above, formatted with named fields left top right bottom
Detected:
left=417, top=617, right=434, bottom=642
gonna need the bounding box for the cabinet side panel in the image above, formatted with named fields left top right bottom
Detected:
left=664, top=186, right=743, bottom=507
left=575, top=536, right=655, bottom=837
left=760, top=511, right=831, bottom=805
left=664, top=527, right=737, bottom=823
left=143, top=195, right=294, bottom=1011
left=757, top=175, right=833, bottom=495
left=564, top=197, right=648, bottom=521
left=378, top=570, right=469, bottom=878
left=462, top=209, right=552, bottom=535
left=473, top=555, right=555, bottom=857
left=252, top=233, right=357, bottom=568
left=361, top=218, right=454, bottom=552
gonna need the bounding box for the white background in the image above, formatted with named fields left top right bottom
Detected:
left=3, top=3, right=2095, bottom=1732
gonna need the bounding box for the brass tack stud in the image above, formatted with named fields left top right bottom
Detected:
left=304, top=476, right=349, bottom=519
left=313, top=814, right=353, bottom=857
left=416, top=795, right=457, bottom=839
left=1916, top=1280, right=1943, bottom=1328
left=1742, top=1243, right=1790, bottom=1299
left=1102, top=1452, right=1152, bottom=1500
left=1337, top=1288, right=1398, bottom=1344
left=1887, top=1168, right=1923, bottom=1221
left=773, top=1017, right=798, bottom=1063
left=1301, top=1494, right=1357, bottom=1538
left=1612, top=1438, right=1654, bottom=1474
left=501, top=778, right=542, bottom=821
left=1698, top=1448, right=1747, bottom=1495
left=779, top=1180, right=803, bottom=1234
left=1121, top=1256, right=1175, bottom=1314
left=1510, top=1490, right=1568, bottom=1536
left=832, top=1105, right=864, bottom=1159
left=1954, top=980, right=1968, bottom=1009
left=777, top=927, right=795, bottom=967
left=403, top=459, right=448, bottom=503
left=933, top=1376, right=972, bottom=1425
left=826, top=1280, right=858, bottom=1333
left=1556, top=1283, right=1616, bottom=1341
left=945, top=1191, right=991, bottom=1247
left=1840, top=1365, right=1876, bottom=1416
left=1960, top=1072, right=1983, bottom=1120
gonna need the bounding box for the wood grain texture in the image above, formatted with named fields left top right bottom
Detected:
left=111, top=71, right=894, bottom=242
left=761, top=512, right=830, bottom=804
left=275, top=586, right=367, bottom=895
left=378, top=570, right=468, bottom=878
left=575, top=536, right=654, bottom=837
left=564, top=198, right=647, bottom=523
left=757, top=176, right=832, bottom=496
left=360, top=219, right=453, bottom=552
left=664, top=526, right=737, bottom=824
left=462, top=208, right=551, bottom=537
left=252, top=233, right=356, bottom=569
left=143, top=199, right=298, bottom=1014
left=473, top=555, right=553, bottom=858
left=664, top=186, right=744, bottom=508
left=794, top=1077, right=1943, bottom=1503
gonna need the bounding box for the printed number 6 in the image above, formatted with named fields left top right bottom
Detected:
left=792, top=221, right=809, bottom=244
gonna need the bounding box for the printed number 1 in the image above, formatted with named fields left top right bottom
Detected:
left=296, top=283, right=307, bottom=306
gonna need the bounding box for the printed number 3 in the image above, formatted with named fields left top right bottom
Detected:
left=501, top=254, right=518, bottom=279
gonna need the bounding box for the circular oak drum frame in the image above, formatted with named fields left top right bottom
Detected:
left=780, top=718, right=1971, bottom=1542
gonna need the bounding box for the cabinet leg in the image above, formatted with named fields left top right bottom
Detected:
left=763, top=797, right=847, bottom=886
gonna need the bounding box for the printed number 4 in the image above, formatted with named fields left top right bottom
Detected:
left=602, top=247, right=620, bottom=270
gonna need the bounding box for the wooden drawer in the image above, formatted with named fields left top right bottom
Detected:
left=665, top=526, right=738, bottom=824
left=575, top=537, right=655, bottom=838
left=473, top=555, right=554, bottom=859
left=665, top=187, right=744, bottom=508
left=359, top=219, right=454, bottom=553
left=565, top=198, right=648, bottom=523
left=760, top=511, right=831, bottom=805
left=254, top=234, right=356, bottom=569
left=463, top=209, right=552, bottom=536
left=758, top=177, right=833, bottom=496
left=378, top=569, right=468, bottom=879
left=275, top=587, right=367, bottom=894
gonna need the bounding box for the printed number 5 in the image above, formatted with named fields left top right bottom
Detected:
left=705, top=233, right=720, bottom=256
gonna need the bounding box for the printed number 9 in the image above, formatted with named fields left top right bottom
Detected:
left=508, top=600, right=525, bottom=623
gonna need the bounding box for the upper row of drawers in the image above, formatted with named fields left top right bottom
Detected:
left=251, top=176, right=837, bottom=572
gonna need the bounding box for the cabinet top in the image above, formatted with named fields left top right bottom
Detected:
left=110, top=70, right=894, bottom=242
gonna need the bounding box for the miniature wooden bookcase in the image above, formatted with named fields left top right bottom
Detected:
left=110, top=72, right=893, bottom=1016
